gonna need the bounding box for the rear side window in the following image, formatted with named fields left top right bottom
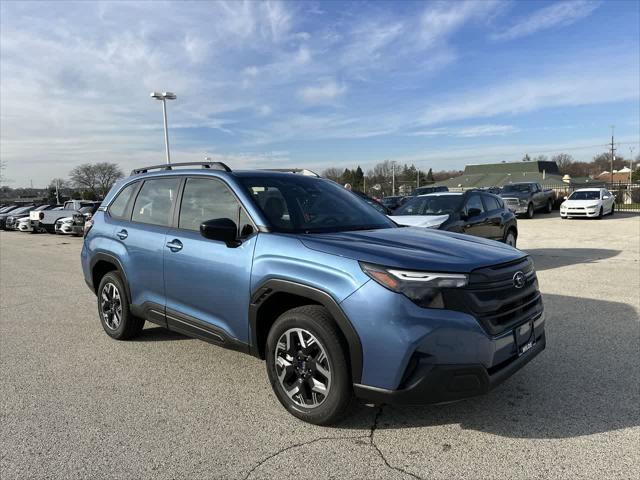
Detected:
left=132, top=178, right=180, bottom=226
left=178, top=178, right=245, bottom=231
left=109, top=183, right=138, bottom=220
left=464, top=194, right=485, bottom=215
left=482, top=194, right=500, bottom=212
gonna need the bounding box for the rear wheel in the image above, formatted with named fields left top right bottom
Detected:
left=97, top=272, right=144, bottom=339
left=265, top=305, right=352, bottom=425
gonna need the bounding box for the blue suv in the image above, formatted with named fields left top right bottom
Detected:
left=81, top=162, right=545, bottom=425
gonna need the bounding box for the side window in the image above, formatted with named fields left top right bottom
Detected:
left=179, top=178, right=246, bottom=231
left=131, top=178, right=180, bottom=226
left=464, top=194, right=485, bottom=216
left=482, top=194, right=500, bottom=212
left=109, top=183, right=138, bottom=220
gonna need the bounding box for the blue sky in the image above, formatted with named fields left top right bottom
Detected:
left=1, top=0, right=639, bottom=186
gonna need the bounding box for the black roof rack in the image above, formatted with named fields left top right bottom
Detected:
left=261, top=168, right=320, bottom=177
left=131, top=161, right=231, bottom=176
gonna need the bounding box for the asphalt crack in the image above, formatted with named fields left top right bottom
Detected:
left=370, top=405, right=423, bottom=480
left=242, top=434, right=368, bottom=480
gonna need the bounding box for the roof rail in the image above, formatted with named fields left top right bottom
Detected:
left=262, top=168, right=320, bottom=177
left=131, top=161, right=231, bottom=175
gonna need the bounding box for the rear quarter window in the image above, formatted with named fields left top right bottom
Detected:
left=109, top=182, right=138, bottom=220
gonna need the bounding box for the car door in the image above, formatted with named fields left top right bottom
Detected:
left=480, top=194, right=504, bottom=240
left=461, top=193, right=489, bottom=237
left=109, top=177, right=180, bottom=313
left=602, top=189, right=614, bottom=212
left=163, top=176, right=258, bottom=344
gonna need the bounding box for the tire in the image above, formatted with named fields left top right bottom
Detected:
left=546, top=200, right=553, bottom=214
left=504, top=229, right=517, bottom=248
left=265, top=305, right=352, bottom=425
left=526, top=203, right=534, bottom=219
left=597, top=207, right=603, bottom=219
left=97, top=272, right=144, bottom=340
left=610, top=203, right=615, bottom=215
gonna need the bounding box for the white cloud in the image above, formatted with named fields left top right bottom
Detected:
left=298, top=80, right=347, bottom=104
left=419, top=63, right=639, bottom=126
left=409, top=124, right=519, bottom=137
left=492, top=0, right=600, bottom=41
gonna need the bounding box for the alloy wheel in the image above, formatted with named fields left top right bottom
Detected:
left=505, top=232, right=517, bottom=247
left=100, top=282, right=123, bottom=330
left=274, top=328, right=331, bottom=408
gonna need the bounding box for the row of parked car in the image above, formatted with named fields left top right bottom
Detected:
left=0, top=200, right=101, bottom=235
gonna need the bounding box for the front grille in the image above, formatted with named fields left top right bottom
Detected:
left=442, top=257, right=543, bottom=335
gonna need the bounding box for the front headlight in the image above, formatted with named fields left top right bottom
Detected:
left=360, top=262, right=468, bottom=309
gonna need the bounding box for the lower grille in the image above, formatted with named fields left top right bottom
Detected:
left=443, top=257, right=543, bottom=335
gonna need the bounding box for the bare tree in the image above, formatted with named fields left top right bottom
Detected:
left=70, top=162, right=123, bottom=198
left=551, top=153, right=574, bottom=173
left=94, top=162, right=124, bottom=197
left=322, top=167, right=342, bottom=182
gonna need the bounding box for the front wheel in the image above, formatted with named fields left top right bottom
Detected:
left=546, top=200, right=553, bottom=213
left=504, top=230, right=517, bottom=248
left=265, top=305, right=352, bottom=425
left=597, top=207, right=603, bottom=219
left=610, top=203, right=615, bottom=215
left=526, top=203, right=534, bottom=219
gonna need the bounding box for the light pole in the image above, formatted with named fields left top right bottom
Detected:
left=630, top=147, right=635, bottom=184
left=151, top=91, right=176, bottom=164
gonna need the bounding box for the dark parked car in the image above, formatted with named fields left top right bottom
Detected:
left=499, top=182, right=554, bottom=218
left=390, top=190, right=518, bottom=247
left=0, top=205, right=19, bottom=214
left=0, top=205, right=35, bottom=229
left=411, top=185, right=449, bottom=196
left=380, top=195, right=410, bottom=211
left=350, top=190, right=392, bottom=215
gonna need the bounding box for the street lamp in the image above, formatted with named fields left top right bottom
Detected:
left=150, top=91, right=176, bottom=164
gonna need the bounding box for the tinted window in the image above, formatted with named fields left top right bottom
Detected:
left=502, top=184, right=531, bottom=193
left=482, top=194, right=501, bottom=211
left=568, top=190, right=599, bottom=200
left=109, top=183, right=138, bottom=220
left=179, top=178, right=244, bottom=231
left=464, top=194, right=485, bottom=215
left=240, top=176, right=395, bottom=234
left=394, top=194, right=462, bottom=215
left=132, top=178, right=180, bottom=226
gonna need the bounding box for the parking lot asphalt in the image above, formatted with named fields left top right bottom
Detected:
left=1, top=213, right=639, bottom=480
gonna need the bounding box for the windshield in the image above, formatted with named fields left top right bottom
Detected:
left=568, top=191, right=600, bottom=200
left=381, top=197, right=400, bottom=206
left=394, top=194, right=462, bottom=216
left=502, top=184, right=531, bottom=193
left=34, top=205, right=50, bottom=211
left=8, top=206, right=33, bottom=215
left=240, top=176, right=396, bottom=233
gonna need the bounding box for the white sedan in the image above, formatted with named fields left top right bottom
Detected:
left=560, top=188, right=615, bottom=219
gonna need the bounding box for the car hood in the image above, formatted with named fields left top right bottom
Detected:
left=388, top=214, right=449, bottom=228
left=299, top=227, right=524, bottom=273
left=562, top=199, right=601, bottom=207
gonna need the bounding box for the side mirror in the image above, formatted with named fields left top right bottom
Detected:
left=563, top=196, right=567, bottom=200
left=602, top=195, right=610, bottom=199
left=200, top=218, right=240, bottom=247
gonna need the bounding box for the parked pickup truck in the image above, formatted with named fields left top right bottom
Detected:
left=499, top=182, right=554, bottom=219
left=30, top=200, right=101, bottom=233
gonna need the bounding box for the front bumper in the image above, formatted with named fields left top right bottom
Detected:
left=55, top=222, right=83, bottom=235
left=560, top=208, right=599, bottom=218
left=355, top=330, right=545, bottom=405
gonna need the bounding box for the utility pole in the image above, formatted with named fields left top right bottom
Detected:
left=417, top=170, right=420, bottom=188
left=55, top=179, right=60, bottom=205
left=610, top=125, right=616, bottom=184
left=630, top=147, right=635, bottom=184
left=391, top=162, right=396, bottom=196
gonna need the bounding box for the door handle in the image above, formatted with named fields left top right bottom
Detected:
left=116, top=229, right=128, bottom=240
left=166, top=239, right=183, bottom=252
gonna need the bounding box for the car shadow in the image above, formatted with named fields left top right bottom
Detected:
left=522, top=248, right=621, bottom=271
left=339, top=293, right=639, bottom=439
left=134, top=326, right=190, bottom=342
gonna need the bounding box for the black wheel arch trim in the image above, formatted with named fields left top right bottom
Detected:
left=249, top=279, right=364, bottom=384
left=89, top=252, right=132, bottom=304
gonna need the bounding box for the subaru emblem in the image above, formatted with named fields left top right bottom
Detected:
left=513, top=271, right=526, bottom=289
